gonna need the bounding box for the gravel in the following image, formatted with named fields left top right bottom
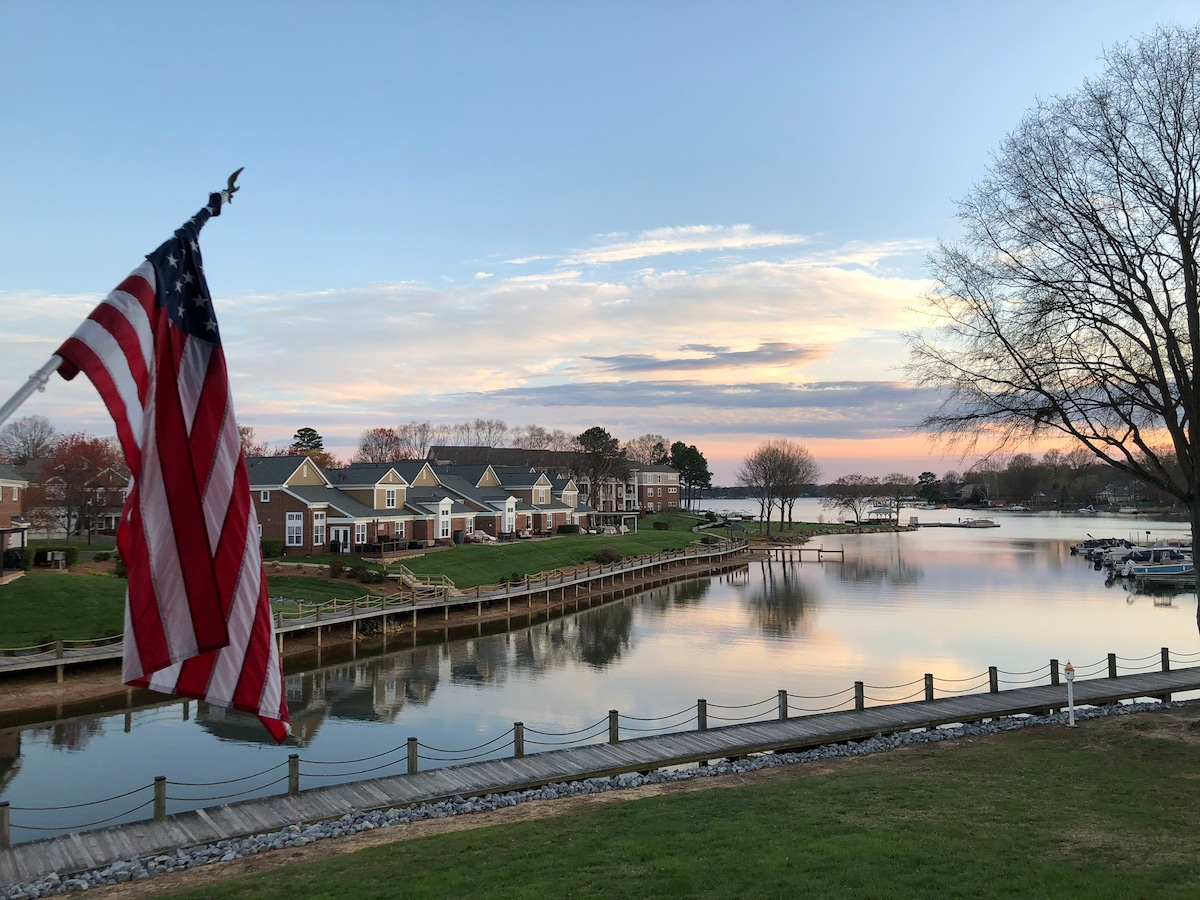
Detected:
left=0, top=700, right=1176, bottom=897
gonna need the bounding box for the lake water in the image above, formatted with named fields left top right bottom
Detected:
left=2, top=499, right=1196, bottom=843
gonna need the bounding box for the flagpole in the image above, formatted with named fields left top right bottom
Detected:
left=0, top=355, right=63, bottom=430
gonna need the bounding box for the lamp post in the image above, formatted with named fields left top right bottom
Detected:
left=1064, top=660, right=1076, bottom=727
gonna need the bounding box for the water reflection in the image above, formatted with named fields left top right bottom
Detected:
left=744, top=561, right=819, bottom=639
left=0, top=731, right=20, bottom=792
left=834, top=545, right=924, bottom=588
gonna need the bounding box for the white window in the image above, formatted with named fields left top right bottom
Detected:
left=257, top=523, right=262, bottom=538
left=440, top=517, right=451, bottom=539
left=467, top=519, right=474, bottom=535
left=285, top=512, right=303, bottom=546
left=313, top=512, right=326, bottom=547
left=668, top=486, right=677, bottom=493
left=260, top=490, right=270, bottom=502
left=397, top=521, right=405, bottom=538
left=355, top=523, right=367, bottom=546
left=385, top=489, right=396, bottom=509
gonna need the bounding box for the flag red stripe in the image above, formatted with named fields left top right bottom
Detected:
left=119, top=483, right=171, bottom=675
left=149, top=318, right=229, bottom=654
left=86, top=302, right=150, bottom=408
left=52, top=336, right=143, bottom=473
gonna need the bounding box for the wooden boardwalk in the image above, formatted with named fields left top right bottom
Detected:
left=0, top=541, right=749, bottom=679
left=4, top=665, right=1200, bottom=885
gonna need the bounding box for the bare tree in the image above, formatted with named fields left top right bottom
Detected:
left=878, top=473, right=917, bottom=523
left=353, top=427, right=403, bottom=463
left=908, top=25, right=1200, bottom=544
left=545, top=429, right=575, bottom=452
left=396, top=421, right=437, bottom=459
left=238, top=425, right=271, bottom=458
left=511, top=425, right=552, bottom=450
left=821, top=474, right=880, bottom=525
left=775, top=441, right=821, bottom=529
left=624, top=433, right=671, bottom=466
left=0, top=415, right=57, bottom=465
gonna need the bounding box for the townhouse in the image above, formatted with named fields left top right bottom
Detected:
left=634, top=463, right=681, bottom=513
left=247, top=455, right=593, bottom=556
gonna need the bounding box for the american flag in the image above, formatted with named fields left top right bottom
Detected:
left=55, top=191, right=290, bottom=743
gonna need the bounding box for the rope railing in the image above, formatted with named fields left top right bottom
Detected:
left=996, top=664, right=1051, bottom=677
left=525, top=717, right=609, bottom=737
left=707, top=696, right=775, bottom=711
left=933, top=671, right=989, bottom=684
left=168, top=775, right=291, bottom=804
left=864, top=687, right=927, bottom=703
left=5, top=641, right=1193, bottom=845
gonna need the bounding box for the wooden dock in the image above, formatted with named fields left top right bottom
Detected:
left=4, top=664, right=1200, bottom=886
left=0, top=540, right=749, bottom=680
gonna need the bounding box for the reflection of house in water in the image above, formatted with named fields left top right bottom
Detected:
left=833, top=550, right=923, bottom=588
left=0, top=730, right=21, bottom=793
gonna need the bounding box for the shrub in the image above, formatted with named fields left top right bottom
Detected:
left=260, top=539, right=285, bottom=559
left=92, top=552, right=112, bottom=563
left=704, top=511, right=717, bottom=521
left=593, top=547, right=622, bottom=565
left=114, top=559, right=128, bottom=578
left=34, top=546, right=80, bottom=568
left=2, top=547, right=32, bottom=571
left=328, top=557, right=346, bottom=578
left=652, top=521, right=670, bottom=531
left=357, top=569, right=386, bottom=585
left=555, top=523, right=581, bottom=535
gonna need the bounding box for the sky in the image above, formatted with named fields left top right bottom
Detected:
left=2, top=2, right=1198, bottom=484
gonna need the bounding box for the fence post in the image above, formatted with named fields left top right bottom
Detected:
left=288, top=754, right=300, bottom=796
left=0, top=801, right=9, bottom=849
left=153, top=776, right=167, bottom=821
left=989, top=666, right=999, bottom=693
left=514, top=722, right=525, bottom=758
left=608, top=709, right=620, bottom=744
left=1160, top=647, right=1173, bottom=703
left=854, top=681, right=864, bottom=711
left=56, top=639, right=64, bottom=684
left=407, top=737, right=419, bottom=775
left=1050, top=659, right=1060, bottom=686
left=924, top=673, right=934, bottom=702
left=697, top=699, right=707, bottom=731
left=1108, top=652, right=1118, bottom=678
left=778, top=689, right=788, bottom=721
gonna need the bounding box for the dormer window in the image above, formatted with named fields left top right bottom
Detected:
left=385, top=489, right=397, bottom=508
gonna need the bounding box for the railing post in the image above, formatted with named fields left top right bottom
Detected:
left=407, top=737, right=419, bottom=775
left=777, top=689, right=788, bottom=721
left=854, top=681, right=864, bottom=711
left=0, top=801, right=9, bottom=849
left=153, top=776, right=167, bottom=821
left=56, top=639, right=64, bottom=684
left=608, top=709, right=620, bottom=744
left=924, top=673, right=934, bottom=702
left=514, top=722, right=525, bottom=758
left=989, top=666, right=999, bottom=694
left=1050, top=659, right=1060, bottom=686
left=1162, top=647, right=1171, bottom=672
left=288, top=754, right=300, bottom=796
left=1108, top=653, right=1118, bottom=679
left=697, top=699, right=707, bottom=731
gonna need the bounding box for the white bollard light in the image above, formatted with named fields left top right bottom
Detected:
left=1065, top=660, right=1076, bottom=727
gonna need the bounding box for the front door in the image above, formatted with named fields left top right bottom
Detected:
left=329, top=526, right=351, bottom=552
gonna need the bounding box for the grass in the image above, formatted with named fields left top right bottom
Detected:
left=265, top=576, right=374, bottom=605
left=0, top=572, right=126, bottom=645
left=162, top=713, right=1200, bottom=898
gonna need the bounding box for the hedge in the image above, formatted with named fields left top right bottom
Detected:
left=33, top=546, right=80, bottom=568
left=652, top=521, right=670, bottom=530
left=2, top=547, right=32, bottom=571
left=261, top=539, right=285, bottom=559
left=556, top=524, right=581, bottom=535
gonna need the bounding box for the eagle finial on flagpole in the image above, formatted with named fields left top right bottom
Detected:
left=226, top=167, right=244, bottom=201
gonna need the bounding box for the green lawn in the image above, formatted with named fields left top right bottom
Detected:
left=163, top=712, right=1200, bottom=899
left=265, top=576, right=374, bottom=605
left=0, top=572, right=126, bottom=646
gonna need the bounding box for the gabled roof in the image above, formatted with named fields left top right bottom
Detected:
left=324, top=465, right=407, bottom=487
left=0, top=462, right=27, bottom=485
left=403, top=486, right=476, bottom=517
left=289, top=485, right=384, bottom=519
left=427, top=446, right=579, bottom=474
left=433, top=465, right=494, bottom=487
left=246, top=456, right=325, bottom=487
left=633, top=464, right=677, bottom=474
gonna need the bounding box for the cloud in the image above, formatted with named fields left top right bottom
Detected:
left=0, top=229, right=936, bottom=478
left=561, top=224, right=807, bottom=265
left=474, top=271, right=493, bottom=280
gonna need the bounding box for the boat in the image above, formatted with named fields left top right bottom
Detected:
left=1007, top=504, right=1032, bottom=512
left=1077, top=505, right=1097, bottom=516
left=1126, top=561, right=1196, bottom=587
left=959, top=517, right=1000, bottom=528
left=1118, top=506, right=1139, bottom=515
